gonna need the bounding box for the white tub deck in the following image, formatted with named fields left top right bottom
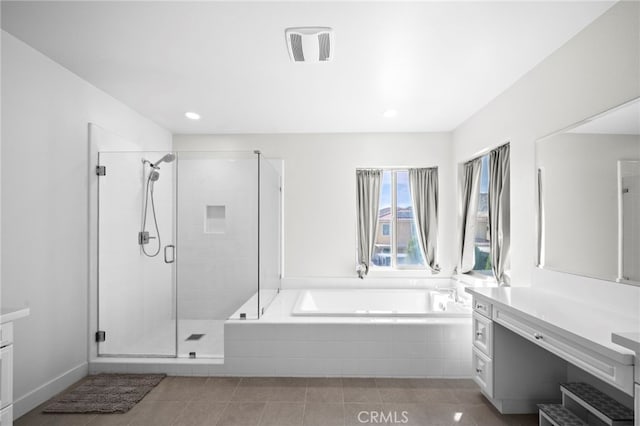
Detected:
left=241, top=289, right=471, bottom=324
left=292, top=289, right=471, bottom=317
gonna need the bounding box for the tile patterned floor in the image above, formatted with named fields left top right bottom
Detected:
left=15, top=377, right=539, bottom=426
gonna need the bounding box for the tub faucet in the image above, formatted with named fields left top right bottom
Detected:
left=436, top=287, right=458, bottom=303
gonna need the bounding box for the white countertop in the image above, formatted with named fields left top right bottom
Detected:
left=1, top=307, right=30, bottom=324
left=465, top=287, right=638, bottom=365
left=612, top=332, right=640, bottom=354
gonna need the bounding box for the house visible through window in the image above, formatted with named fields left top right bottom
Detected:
left=371, top=170, right=425, bottom=269
left=474, top=155, right=492, bottom=274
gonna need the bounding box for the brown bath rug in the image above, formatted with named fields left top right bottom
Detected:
left=43, top=373, right=166, bottom=414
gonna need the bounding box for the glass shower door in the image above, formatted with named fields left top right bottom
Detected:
left=97, top=151, right=177, bottom=357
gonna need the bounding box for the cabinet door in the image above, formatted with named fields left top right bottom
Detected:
left=473, top=312, right=493, bottom=357
left=472, top=347, right=493, bottom=398
left=1, top=345, right=13, bottom=410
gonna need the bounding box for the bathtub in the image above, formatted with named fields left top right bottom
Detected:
left=291, top=289, right=471, bottom=317
left=222, top=288, right=474, bottom=377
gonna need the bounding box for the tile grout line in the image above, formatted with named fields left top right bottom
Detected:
left=301, top=382, right=308, bottom=425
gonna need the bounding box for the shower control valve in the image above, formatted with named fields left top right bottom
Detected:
left=138, top=231, right=156, bottom=245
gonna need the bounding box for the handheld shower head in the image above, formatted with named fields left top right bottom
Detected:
left=152, top=153, right=176, bottom=168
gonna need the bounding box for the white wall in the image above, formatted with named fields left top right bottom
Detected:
left=174, top=133, right=455, bottom=280
left=1, top=32, right=171, bottom=416
left=452, top=1, right=640, bottom=288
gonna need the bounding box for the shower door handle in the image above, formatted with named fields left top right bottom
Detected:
left=164, top=245, right=175, bottom=264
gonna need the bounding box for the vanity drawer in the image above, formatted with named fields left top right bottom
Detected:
left=473, top=298, right=492, bottom=319
left=494, top=307, right=634, bottom=395
left=472, top=346, right=493, bottom=398
left=472, top=312, right=493, bottom=357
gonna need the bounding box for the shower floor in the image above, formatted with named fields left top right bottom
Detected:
left=98, top=319, right=225, bottom=358
left=178, top=319, right=225, bottom=359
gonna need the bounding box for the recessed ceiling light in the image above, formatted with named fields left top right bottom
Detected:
left=185, top=111, right=201, bottom=120
left=383, top=109, right=398, bottom=118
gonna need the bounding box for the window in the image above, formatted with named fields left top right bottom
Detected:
left=371, top=170, right=425, bottom=269
left=473, top=155, right=492, bottom=274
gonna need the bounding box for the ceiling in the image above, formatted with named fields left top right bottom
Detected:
left=1, top=1, right=615, bottom=134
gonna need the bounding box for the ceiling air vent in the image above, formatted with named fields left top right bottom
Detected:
left=285, top=27, right=334, bottom=63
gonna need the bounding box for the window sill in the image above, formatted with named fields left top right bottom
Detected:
left=368, top=269, right=436, bottom=278
left=456, top=271, right=497, bottom=287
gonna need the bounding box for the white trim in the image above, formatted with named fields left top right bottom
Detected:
left=536, top=97, right=640, bottom=143
left=456, top=272, right=497, bottom=287
left=366, top=269, right=435, bottom=278
left=13, top=363, right=88, bottom=420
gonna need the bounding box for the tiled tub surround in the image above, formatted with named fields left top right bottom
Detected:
left=16, top=376, right=539, bottom=426
left=224, top=290, right=472, bottom=377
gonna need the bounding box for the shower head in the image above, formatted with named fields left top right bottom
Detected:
left=149, top=170, right=160, bottom=182
left=152, top=153, right=176, bottom=169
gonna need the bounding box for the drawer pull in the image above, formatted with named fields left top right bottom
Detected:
left=476, top=368, right=482, bottom=373
left=476, top=331, right=483, bottom=337
left=476, top=304, right=484, bottom=309
left=534, top=333, right=543, bottom=340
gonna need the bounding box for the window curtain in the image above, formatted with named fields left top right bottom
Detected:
left=488, top=144, right=511, bottom=285
left=409, top=168, right=440, bottom=273
left=458, top=158, right=482, bottom=273
left=356, top=169, right=382, bottom=278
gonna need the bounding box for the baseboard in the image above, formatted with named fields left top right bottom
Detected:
left=13, top=362, right=88, bottom=420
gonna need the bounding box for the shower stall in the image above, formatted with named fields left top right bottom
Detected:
left=94, top=150, right=281, bottom=359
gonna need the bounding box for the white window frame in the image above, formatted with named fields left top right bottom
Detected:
left=372, top=169, right=425, bottom=271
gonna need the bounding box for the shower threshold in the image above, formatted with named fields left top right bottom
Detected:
left=89, top=356, right=226, bottom=376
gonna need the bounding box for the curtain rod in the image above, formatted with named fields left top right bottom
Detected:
left=356, top=166, right=438, bottom=171
left=464, top=141, right=510, bottom=165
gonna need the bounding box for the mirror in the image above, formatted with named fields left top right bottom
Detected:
left=536, top=98, right=640, bottom=285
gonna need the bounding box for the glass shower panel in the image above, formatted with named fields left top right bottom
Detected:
left=176, top=151, right=259, bottom=358
left=97, top=152, right=177, bottom=357
left=259, top=157, right=282, bottom=315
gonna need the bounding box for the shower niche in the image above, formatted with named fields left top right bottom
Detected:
left=205, top=205, right=226, bottom=234
left=94, top=150, right=282, bottom=359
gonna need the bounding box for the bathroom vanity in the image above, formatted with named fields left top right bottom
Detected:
left=465, top=287, right=636, bottom=414
left=1, top=308, right=30, bottom=426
